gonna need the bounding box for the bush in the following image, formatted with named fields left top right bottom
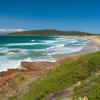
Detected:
left=24, top=51, right=100, bottom=100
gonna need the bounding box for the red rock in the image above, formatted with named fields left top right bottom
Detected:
left=21, top=61, right=55, bottom=71
left=0, top=69, right=18, bottom=77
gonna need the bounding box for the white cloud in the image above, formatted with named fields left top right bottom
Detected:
left=0, top=28, right=27, bottom=32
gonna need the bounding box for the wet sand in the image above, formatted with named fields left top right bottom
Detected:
left=53, top=36, right=100, bottom=60
left=86, top=36, right=100, bottom=48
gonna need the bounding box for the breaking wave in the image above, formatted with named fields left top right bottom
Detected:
left=0, top=36, right=89, bottom=72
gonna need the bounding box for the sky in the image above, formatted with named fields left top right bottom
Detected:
left=0, top=0, right=100, bottom=34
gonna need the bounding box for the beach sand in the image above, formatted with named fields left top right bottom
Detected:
left=85, top=35, right=100, bottom=47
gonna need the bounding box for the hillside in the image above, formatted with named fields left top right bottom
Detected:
left=6, top=51, right=100, bottom=100
left=23, top=51, right=100, bottom=100
left=4, top=29, right=93, bottom=36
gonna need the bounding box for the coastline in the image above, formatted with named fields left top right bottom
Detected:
left=0, top=36, right=100, bottom=95
left=49, top=36, right=100, bottom=60
left=85, top=35, right=100, bottom=48
left=0, top=36, right=93, bottom=72
left=0, top=36, right=100, bottom=75
left=0, top=36, right=100, bottom=73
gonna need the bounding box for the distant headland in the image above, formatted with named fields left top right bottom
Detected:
left=1, top=29, right=96, bottom=36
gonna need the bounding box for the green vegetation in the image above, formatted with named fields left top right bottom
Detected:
left=23, top=51, right=100, bottom=100
left=13, top=75, right=26, bottom=85
left=5, top=29, right=93, bottom=36
left=72, top=73, right=100, bottom=100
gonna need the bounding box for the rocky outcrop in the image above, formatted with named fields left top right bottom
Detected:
left=0, top=61, right=56, bottom=92
left=21, top=61, right=56, bottom=71
left=0, top=69, right=19, bottom=77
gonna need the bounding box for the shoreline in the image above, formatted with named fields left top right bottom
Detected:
left=0, top=36, right=90, bottom=72
left=0, top=36, right=100, bottom=93
left=0, top=36, right=100, bottom=73
left=0, top=36, right=100, bottom=74
left=86, top=35, right=100, bottom=48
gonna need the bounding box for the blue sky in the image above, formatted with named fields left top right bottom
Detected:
left=0, top=0, right=100, bottom=34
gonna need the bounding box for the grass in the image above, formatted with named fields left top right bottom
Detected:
left=14, top=75, right=26, bottom=85
left=23, top=51, right=100, bottom=100
left=72, top=73, right=100, bottom=100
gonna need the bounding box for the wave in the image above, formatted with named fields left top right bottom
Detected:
left=46, top=44, right=65, bottom=50
left=31, top=40, right=35, bottom=42
left=0, top=57, right=55, bottom=72
left=55, top=37, right=78, bottom=43
left=0, top=60, right=20, bottom=72
left=42, top=40, right=59, bottom=44
left=0, top=57, right=32, bottom=72
left=32, top=58, right=56, bottom=62
left=0, top=48, right=28, bottom=56
left=0, top=36, right=89, bottom=72
left=5, top=42, right=47, bottom=46
left=66, top=39, right=78, bottom=43
left=47, top=46, right=84, bottom=55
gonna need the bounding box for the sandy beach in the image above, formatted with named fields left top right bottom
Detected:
left=85, top=35, right=100, bottom=47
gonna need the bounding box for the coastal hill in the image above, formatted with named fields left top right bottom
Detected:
left=0, top=51, right=99, bottom=100
left=4, top=29, right=93, bottom=36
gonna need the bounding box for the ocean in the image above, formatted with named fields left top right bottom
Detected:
left=0, top=36, right=89, bottom=72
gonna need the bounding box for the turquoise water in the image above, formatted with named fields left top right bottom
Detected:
left=0, top=36, right=88, bottom=71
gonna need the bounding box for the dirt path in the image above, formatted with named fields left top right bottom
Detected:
left=46, top=71, right=100, bottom=100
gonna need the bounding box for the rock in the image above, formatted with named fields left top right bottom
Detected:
left=0, top=69, right=18, bottom=77
left=0, top=61, right=56, bottom=93
left=21, top=61, right=55, bottom=71
left=0, top=80, right=6, bottom=87
left=0, top=71, right=7, bottom=77
left=7, top=50, right=20, bottom=54
left=83, top=96, right=88, bottom=100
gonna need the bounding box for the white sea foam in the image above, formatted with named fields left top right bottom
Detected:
left=0, top=60, right=20, bottom=72
left=55, top=37, right=78, bottom=43
left=47, top=46, right=83, bottom=55
left=25, top=57, right=32, bottom=61
left=33, top=49, right=46, bottom=51
left=5, top=43, right=42, bottom=46
left=42, top=40, right=59, bottom=44
left=0, top=57, right=32, bottom=72
left=30, top=44, right=65, bottom=52
left=0, top=36, right=89, bottom=72
left=66, top=39, right=78, bottom=43
left=46, top=44, right=65, bottom=50
left=0, top=47, right=9, bottom=53
left=0, top=48, right=28, bottom=55
left=32, top=58, right=56, bottom=62
left=0, top=57, right=55, bottom=72
left=31, top=40, right=35, bottom=42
